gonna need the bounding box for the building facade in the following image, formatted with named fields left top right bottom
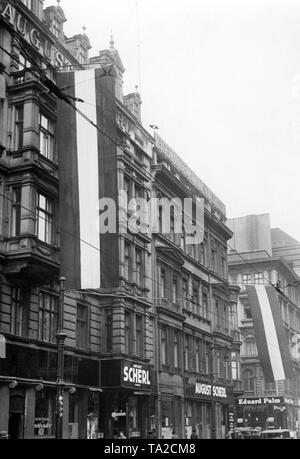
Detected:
left=228, top=215, right=300, bottom=435
left=0, top=0, right=241, bottom=440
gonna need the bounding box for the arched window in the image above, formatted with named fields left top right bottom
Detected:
left=243, top=369, right=255, bottom=392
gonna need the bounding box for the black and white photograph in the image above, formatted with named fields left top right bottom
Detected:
left=0, top=0, right=300, bottom=444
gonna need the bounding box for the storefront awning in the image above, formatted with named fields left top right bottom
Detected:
left=0, top=334, right=6, bottom=359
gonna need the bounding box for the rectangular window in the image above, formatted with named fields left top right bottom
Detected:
left=136, top=314, right=144, bottom=358
left=51, top=18, right=60, bottom=38
left=76, top=304, right=88, bottom=350
left=160, top=267, right=167, bottom=299
left=12, top=188, right=22, bottom=237
left=192, top=281, right=200, bottom=315
left=172, top=277, right=179, bottom=306
left=182, top=279, right=188, bottom=310
left=105, top=309, right=113, bottom=352
left=39, top=292, right=58, bottom=343
left=34, top=390, right=55, bottom=438
left=242, top=274, right=252, bottom=285
left=36, top=193, right=54, bottom=245
left=161, top=327, right=167, bottom=366
left=184, top=335, right=189, bottom=371
left=200, top=242, right=206, bottom=266
left=124, top=242, right=131, bottom=281
left=135, top=249, right=143, bottom=287
left=231, top=352, right=240, bottom=380
left=15, top=105, right=24, bottom=150
left=174, top=331, right=179, bottom=369
left=202, top=292, right=209, bottom=319
left=11, top=287, right=24, bottom=337
left=39, top=114, right=54, bottom=161
left=254, top=273, right=264, bottom=285
left=125, top=312, right=132, bottom=354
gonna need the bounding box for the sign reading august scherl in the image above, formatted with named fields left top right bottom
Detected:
left=195, top=382, right=227, bottom=400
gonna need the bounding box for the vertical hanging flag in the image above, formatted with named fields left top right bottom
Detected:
left=246, top=285, right=293, bottom=382
left=57, top=68, right=115, bottom=290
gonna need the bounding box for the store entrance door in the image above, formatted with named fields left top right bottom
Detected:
left=8, top=389, right=25, bottom=439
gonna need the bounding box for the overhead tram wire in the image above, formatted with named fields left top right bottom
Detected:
left=0, top=43, right=288, bottom=320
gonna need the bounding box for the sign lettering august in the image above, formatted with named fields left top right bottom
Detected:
left=1, top=1, right=72, bottom=68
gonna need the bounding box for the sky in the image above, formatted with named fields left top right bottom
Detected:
left=45, top=0, right=300, bottom=241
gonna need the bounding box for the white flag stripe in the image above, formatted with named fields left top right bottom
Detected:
left=256, top=285, right=285, bottom=381
left=75, top=70, right=101, bottom=289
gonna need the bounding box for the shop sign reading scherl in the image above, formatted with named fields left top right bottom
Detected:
left=123, top=364, right=151, bottom=388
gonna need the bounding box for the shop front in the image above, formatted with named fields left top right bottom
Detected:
left=0, top=343, right=102, bottom=439
left=100, top=359, right=156, bottom=439
left=185, top=378, right=230, bottom=439
left=236, top=397, right=292, bottom=430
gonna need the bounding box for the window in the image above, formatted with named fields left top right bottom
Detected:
left=12, top=188, right=21, bottom=237
left=105, top=309, right=113, bottom=352
left=78, top=44, right=86, bottom=65
left=192, top=281, right=200, bottom=315
left=39, top=114, right=54, bottom=160
left=221, top=247, right=227, bottom=278
left=135, top=249, right=143, bottom=287
left=172, top=277, right=179, bottom=306
left=182, top=279, right=188, bottom=310
left=11, top=287, right=24, bottom=336
left=184, top=335, right=190, bottom=371
left=244, top=336, right=257, bottom=356
left=18, top=53, right=31, bottom=71
left=202, top=291, right=209, bottom=319
left=200, top=242, right=206, bottom=266
left=36, top=193, right=54, bottom=244
left=254, top=273, right=264, bottom=285
left=15, top=105, right=24, bottom=150
left=265, top=381, right=276, bottom=392
left=244, top=305, right=252, bottom=320
left=124, top=243, right=131, bottom=281
left=34, top=390, right=55, bottom=438
left=242, top=274, right=252, bottom=285
left=39, top=292, right=58, bottom=343
left=243, top=369, right=255, bottom=392
left=161, top=327, right=168, bottom=366
left=136, top=315, right=144, bottom=358
left=211, top=239, right=217, bottom=272
left=76, top=305, right=88, bottom=350
left=231, top=352, right=240, bottom=380
left=160, top=267, right=167, bottom=299
left=51, top=18, right=60, bottom=38
left=174, top=331, right=180, bottom=369
left=125, top=312, right=132, bottom=354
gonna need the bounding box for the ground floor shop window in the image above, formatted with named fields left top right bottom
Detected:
left=34, top=390, right=56, bottom=438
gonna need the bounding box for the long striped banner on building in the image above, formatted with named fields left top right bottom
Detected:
left=57, top=69, right=115, bottom=290
left=246, top=285, right=293, bottom=382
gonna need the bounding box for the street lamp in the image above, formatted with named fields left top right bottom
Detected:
left=55, top=277, right=67, bottom=440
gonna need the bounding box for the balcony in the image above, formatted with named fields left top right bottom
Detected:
left=157, top=298, right=185, bottom=321
left=4, top=235, right=60, bottom=284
